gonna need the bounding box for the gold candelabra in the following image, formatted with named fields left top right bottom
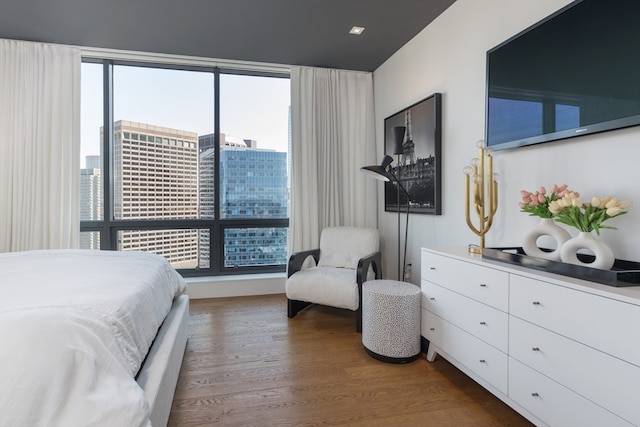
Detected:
left=464, top=139, right=498, bottom=254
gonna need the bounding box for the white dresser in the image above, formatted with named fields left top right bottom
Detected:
left=421, top=247, right=640, bottom=427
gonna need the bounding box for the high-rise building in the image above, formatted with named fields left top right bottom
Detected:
left=199, top=134, right=288, bottom=268
left=85, top=155, right=101, bottom=169
left=79, top=160, right=102, bottom=249
left=109, top=120, right=200, bottom=268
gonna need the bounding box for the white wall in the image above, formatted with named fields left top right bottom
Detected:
left=373, top=0, right=640, bottom=282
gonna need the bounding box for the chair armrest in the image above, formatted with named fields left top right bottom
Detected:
left=287, top=248, right=320, bottom=278
left=356, top=251, right=382, bottom=285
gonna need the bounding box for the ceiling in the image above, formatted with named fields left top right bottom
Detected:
left=0, top=0, right=456, bottom=72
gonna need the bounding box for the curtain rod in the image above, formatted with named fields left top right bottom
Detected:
left=79, top=45, right=291, bottom=74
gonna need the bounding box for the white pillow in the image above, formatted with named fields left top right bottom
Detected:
left=317, top=227, right=379, bottom=270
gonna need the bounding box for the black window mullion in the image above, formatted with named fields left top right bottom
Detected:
left=102, top=60, right=114, bottom=250
left=212, top=67, right=222, bottom=273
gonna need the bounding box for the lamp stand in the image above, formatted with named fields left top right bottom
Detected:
left=463, top=140, right=498, bottom=254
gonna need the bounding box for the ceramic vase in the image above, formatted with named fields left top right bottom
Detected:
left=560, top=232, right=615, bottom=270
left=522, top=218, right=571, bottom=261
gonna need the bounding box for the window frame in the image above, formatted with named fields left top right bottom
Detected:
left=80, top=58, right=289, bottom=277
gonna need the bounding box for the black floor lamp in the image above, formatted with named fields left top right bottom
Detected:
left=361, top=127, right=412, bottom=281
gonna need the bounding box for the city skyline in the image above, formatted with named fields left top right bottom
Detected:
left=80, top=119, right=289, bottom=269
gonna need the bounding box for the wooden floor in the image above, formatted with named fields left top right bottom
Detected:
left=168, top=294, right=533, bottom=427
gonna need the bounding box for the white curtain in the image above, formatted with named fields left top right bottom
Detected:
left=289, top=66, right=378, bottom=253
left=0, top=39, right=81, bottom=252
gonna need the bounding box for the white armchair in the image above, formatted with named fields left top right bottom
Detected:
left=285, top=226, right=382, bottom=332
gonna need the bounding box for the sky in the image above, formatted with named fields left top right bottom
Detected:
left=80, top=63, right=291, bottom=167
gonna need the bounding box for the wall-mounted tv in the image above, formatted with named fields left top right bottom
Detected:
left=485, top=0, right=640, bottom=151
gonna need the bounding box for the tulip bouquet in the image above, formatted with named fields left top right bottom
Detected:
left=519, top=184, right=578, bottom=218
left=549, top=194, right=632, bottom=235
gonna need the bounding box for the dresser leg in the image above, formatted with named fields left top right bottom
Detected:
left=426, top=345, right=438, bottom=362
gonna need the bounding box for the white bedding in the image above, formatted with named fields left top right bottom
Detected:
left=0, top=250, right=187, bottom=427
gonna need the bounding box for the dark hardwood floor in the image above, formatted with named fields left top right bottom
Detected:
left=168, top=294, right=533, bottom=426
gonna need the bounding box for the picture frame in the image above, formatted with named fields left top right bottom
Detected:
left=384, top=93, right=442, bottom=215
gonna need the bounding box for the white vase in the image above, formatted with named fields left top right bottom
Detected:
left=522, top=218, right=571, bottom=261
left=560, top=232, right=615, bottom=270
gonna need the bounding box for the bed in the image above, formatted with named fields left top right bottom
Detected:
left=0, top=249, right=189, bottom=427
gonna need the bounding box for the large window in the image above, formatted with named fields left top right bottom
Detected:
left=80, top=60, right=290, bottom=276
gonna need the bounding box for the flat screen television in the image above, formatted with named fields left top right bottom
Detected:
left=485, top=0, right=640, bottom=151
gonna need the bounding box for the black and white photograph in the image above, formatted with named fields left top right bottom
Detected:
left=384, top=93, right=442, bottom=215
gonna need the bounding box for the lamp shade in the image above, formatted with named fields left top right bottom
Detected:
left=360, top=165, right=391, bottom=181
left=360, top=155, right=394, bottom=181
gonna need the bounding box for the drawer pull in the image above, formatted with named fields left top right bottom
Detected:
left=532, top=301, right=541, bottom=305
left=479, top=283, right=487, bottom=287
left=430, top=267, right=436, bottom=270
left=429, top=297, right=436, bottom=301
left=531, top=393, right=540, bottom=397
left=429, top=327, right=435, bottom=331
left=532, top=347, right=540, bottom=351
left=479, top=321, right=486, bottom=325
left=479, top=359, right=486, bottom=363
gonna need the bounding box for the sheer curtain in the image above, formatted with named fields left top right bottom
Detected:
left=0, top=39, right=81, bottom=252
left=289, top=66, right=378, bottom=253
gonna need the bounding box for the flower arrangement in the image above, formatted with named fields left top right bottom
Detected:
left=549, top=195, right=632, bottom=235
left=519, top=184, right=578, bottom=218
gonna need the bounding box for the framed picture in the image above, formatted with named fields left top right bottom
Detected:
left=384, top=92, right=442, bottom=215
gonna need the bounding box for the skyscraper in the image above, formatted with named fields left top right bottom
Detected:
left=79, top=160, right=102, bottom=249
left=110, top=120, right=200, bottom=268
left=199, top=134, right=288, bottom=268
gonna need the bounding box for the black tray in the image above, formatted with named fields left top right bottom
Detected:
left=482, top=247, right=640, bottom=287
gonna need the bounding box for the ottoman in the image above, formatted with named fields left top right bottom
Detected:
left=362, top=279, right=421, bottom=363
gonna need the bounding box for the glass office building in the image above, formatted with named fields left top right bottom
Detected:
left=199, top=134, right=288, bottom=268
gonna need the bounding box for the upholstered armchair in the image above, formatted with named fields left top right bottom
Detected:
left=285, top=226, right=382, bottom=332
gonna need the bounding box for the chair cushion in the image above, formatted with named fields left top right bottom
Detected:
left=285, top=266, right=359, bottom=311
left=317, top=227, right=379, bottom=270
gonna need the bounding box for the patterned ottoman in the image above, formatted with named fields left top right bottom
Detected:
left=362, top=280, right=421, bottom=363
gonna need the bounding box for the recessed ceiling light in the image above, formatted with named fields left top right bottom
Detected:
left=349, top=26, right=365, bottom=35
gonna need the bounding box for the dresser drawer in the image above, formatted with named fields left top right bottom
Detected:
left=422, top=280, right=508, bottom=352
left=421, top=252, right=508, bottom=311
left=424, top=311, right=507, bottom=394
left=509, top=358, right=635, bottom=427
left=421, top=307, right=443, bottom=346
left=510, top=274, right=640, bottom=366
left=510, top=317, right=640, bottom=426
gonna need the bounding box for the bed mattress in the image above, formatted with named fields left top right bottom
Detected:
left=0, top=249, right=187, bottom=426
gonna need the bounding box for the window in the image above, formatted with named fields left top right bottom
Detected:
left=80, top=60, right=290, bottom=276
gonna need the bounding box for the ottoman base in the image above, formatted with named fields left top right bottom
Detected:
left=364, top=346, right=421, bottom=364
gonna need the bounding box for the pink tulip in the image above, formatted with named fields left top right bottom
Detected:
left=538, top=194, right=545, bottom=203
left=538, top=186, right=546, bottom=195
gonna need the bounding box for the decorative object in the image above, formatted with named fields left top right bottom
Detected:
left=482, top=247, right=640, bottom=287
left=521, top=218, right=571, bottom=261
left=560, top=232, right=615, bottom=270
left=519, top=184, right=576, bottom=218
left=549, top=194, right=632, bottom=235
left=550, top=194, right=632, bottom=269
left=518, top=184, right=575, bottom=260
left=463, top=139, right=498, bottom=254
left=383, top=93, right=442, bottom=215
left=361, top=155, right=412, bottom=281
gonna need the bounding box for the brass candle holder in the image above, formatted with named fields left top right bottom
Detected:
left=464, top=139, right=498, bottom=254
